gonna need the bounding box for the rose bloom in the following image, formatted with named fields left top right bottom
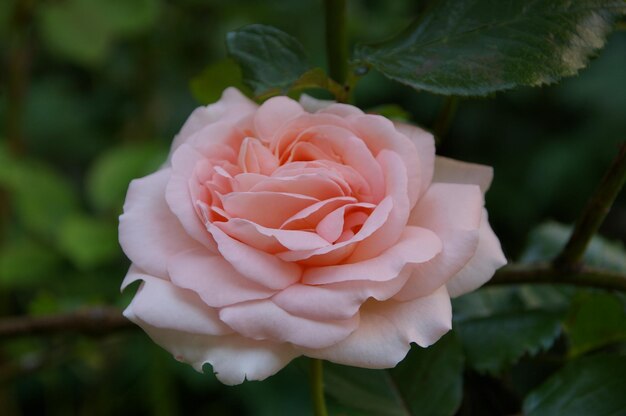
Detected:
left=119, top=88, right=506, bottom=385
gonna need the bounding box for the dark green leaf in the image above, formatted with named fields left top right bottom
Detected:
left=565, top=293, right=626, bottom=356
left=190, top=59, right=251, bottom=104
left=86, top=142, right=167, bottom=212
left=520, top=221, right=626, bottom=271
left=524, top=355, right=626, bottom=416
left=324, top=332, right=464, bottom=416
left=226, top=24, right=312, bottom=96
left=457, top=310, right=562, bottom=374
left=355, top=0, right=626, bottom=95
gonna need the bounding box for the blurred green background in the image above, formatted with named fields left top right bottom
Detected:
left=1, top=0, right=625, bottom=414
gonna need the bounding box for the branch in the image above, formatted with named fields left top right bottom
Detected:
left=489, top=263, right=626, bottom=292
left=0, top=307, right=133, bottom=338
left=554, top=143, right=626, bottom=269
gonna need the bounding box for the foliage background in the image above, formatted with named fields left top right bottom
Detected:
left=1, top=0, right=625, bottom=414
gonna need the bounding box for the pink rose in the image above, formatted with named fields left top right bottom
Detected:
left=119, top=88, right=506, bottom=385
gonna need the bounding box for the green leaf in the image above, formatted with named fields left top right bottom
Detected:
left=324, top=332, right=464, bottom=416
left=520, top=221, right=626, bottom=272
left=355, top=0, right=626, bottom=96
left=457, top=310, right=562, bottom=374
left=86, top=142, right=167, bottom=212
left=565, top=293, right=626, bottom=356
left=0, top=238, right=61, bottom=288
left=226, top=24, right=313, bottom=97
left=57, top=215, right=120, bottom=270
left=190, top=59, right=251, bottom=104
left=366, top=104, right=412, bottom=121
left=524, top=355, right=626, bottom=416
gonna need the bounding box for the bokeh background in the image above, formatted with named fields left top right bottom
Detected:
left=1, top=0, right=625, bottom=414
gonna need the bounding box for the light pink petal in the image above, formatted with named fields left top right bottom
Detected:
left=393, top=183, right=483, bottom=300
left=302, top=286, right=452, bottom=368
left=272, top=266, right=412, bottom=321
left=299, top=94, right=335, bottom=113
left=220, top=191, right=318, bottom=229
left=167, top=248, right=275, bottom=307
left=217, top=218, right=329, bottom=252
left=347, top=150, right=410, bottom=262
left=250, top=173, right=346, bottom=200
left=303, top=226, right=442, bottom=285
left=169, top=87, right=257, bottom=156
left=433, top=156, right=494, bottom=193
left=119, top=169, right=203, bottom=278
left=271, top=113, right=352, bottom=156
left=122, top=267, right=231, bottom=336
left=447, top=209, right=507, bottom=297
left=254, top=96, right=304, bottom=143
left=219, top=299, right=359, bottom=349
left=394, top=121, right=435, bottom=201
left=187, top=121, right=249, bottom=155
left=348, top=114, right=421, bottom=207
left=207, top=224, right=301, bottom=290
left=129, top=322, right=298, bottom=385
left=281, top=196, right=359, bottom=230
left=318, top=103, right=365, bottom=117
left=276, top=196, right=394, bottom=264
left=238, top=137, right=279, bottom=175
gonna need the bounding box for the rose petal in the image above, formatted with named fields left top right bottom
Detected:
left=272, top=266, right=412, bottom=321
left=394, top=121, right=435, bottom=201
left=446, top=209, right=507, bottom=297
left=169, top=87, right=257, bottom=156
left=299, top=94, right=335, bottom=113
left=254, top=96, right=304, bottom=143
left=119, top=169, right=202, bottom=278
left=433, top=156, right=493, bottom=193
left=167, top=248, right=275, bottom=308
left=281, top=196, right=359, bottom=230
left=302, top=286, right=452, bottom=368
left=393, top=183, right=483, bottom=301
left=122, top=268, right=231, bottom=335
left=303, top=226, right=442, bottom=285
left=219, top=299, right=360, bottom=349
left=207, top=224, right=301, bottom=290
left=238, top=137, right=279, bottom=175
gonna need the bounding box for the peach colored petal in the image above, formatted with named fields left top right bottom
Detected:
left=238, top=137, right=279, bottom=175
left=299, top=94, right=335, bottom=113
left=348, top=150, right=410, bottom=262
left=433, top=156, right=494, bottom=193
left=303, top=226, right=442, bottom=285
left=281, top=196, right=360, bottom=230
left=249, top=173, right=346, bottom=201
left=122, top=268, right=232, bottom=336
left=254, top=96, right=304, bottom=143
left=119, top=169, right=203, bottom=278
left=301, top=286, right=452, bottom=368
left=446, top=209, right=507, bottom=297
left=219, top=299, right=360, bottom=349
left=318, top=103, right=365, bottom=117
left=207, top=224, right=301, bottom=290
left=169, top=87, right=257, bottom=156
left=348, top=114, right=421, bottom=207
left=271, top=112, right=352, bottom=156
left=220, top=191, right=319, bottom=229
left=167, top=249, right=275, bottom=307
left=217, top=218, right=330, bottom=252
left=393, top=183, right=483, bottom=301
left=393, top=121, right=435, bottom=202
left=272, top=266, right=412, bottom=321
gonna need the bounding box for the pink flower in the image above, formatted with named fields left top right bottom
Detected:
left=119, top=88, right=506, bottom=385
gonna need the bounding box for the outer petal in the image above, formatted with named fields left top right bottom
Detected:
left=446, top=209, right=507, bottom=297
left=299, top=94, right=335, bottom=113
left=254, top=96, right=304, bottom=143
left=122, top=268, right=231, bottom=336
left=169, top=88, right=257, bottom=155
left=119, top=169, right=202, bottom=278
left=219, top=299, right=360, bottom=349
left=394, top=121, right=435, bottom=200
left=433, top=156, right=493, bottom=193
left=303, top=286, right=452, bottom=368
left=394, top=183, right=482, bottom=301
left=167, top=249, right=275, bottom=308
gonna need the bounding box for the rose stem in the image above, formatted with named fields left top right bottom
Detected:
left=553, top=142, right=626, bottom=270
left=324, top=0, right=349, bottom=89
left=309, top=358, right=329, bottom=416
left=432, top=96, right=459, bottom=145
